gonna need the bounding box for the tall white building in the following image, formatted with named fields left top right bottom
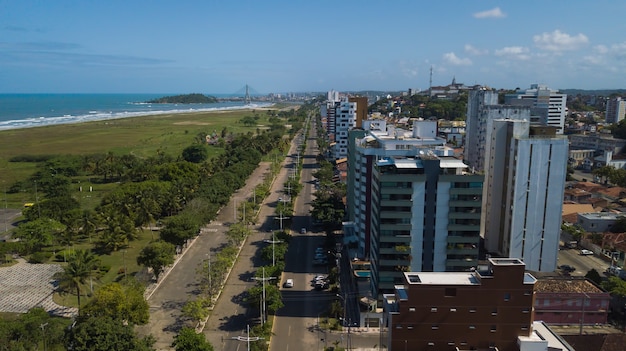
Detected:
left=505, top=84, right=567, bottom=134
left=332, top=98, right=358, bottom=159
left=465, top=89, right=531, bottom=172
left=606, top=97, right=626, bottom=124
left=482, top=120, right=568, bottom=272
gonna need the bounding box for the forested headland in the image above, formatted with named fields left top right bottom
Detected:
left=146, top=93, right=218, bottom=104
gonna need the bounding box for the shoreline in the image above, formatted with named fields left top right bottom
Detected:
left=0, top=102, right=277, bottom=132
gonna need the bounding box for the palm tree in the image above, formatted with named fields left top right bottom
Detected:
left=59, top=249, right=99, bottom=313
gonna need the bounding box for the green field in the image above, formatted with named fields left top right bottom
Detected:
left=0, top=105, right=298, bottom=310
left=0, top=107, right=287, bottom=207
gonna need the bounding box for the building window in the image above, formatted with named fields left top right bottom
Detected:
left=432, top=325, right=439, bottom=330
left=524, top=290, right=532, bottom=296
left=522, top=308, right=530, bottom=313
left=447, top=342, right=455, bottom=346
left=445, top=288, right=457, bottom=297
left=395, top=325, right=403, bottom=329
left=521, top=326, right=529, bottom=331
left=450, top=308, right=457, bottom=312
left=428, top=342, right=435, bottom=346
left=431, top=307, right=438, bottom=312
left=407, top=325, right=414, bottom=330
left=409, top=307, right=416, bottom=312
left=469, top=325, right=476, bottom=330
left=544, top=299, right=550, bottom=307
left=504, top=293, right=511, bottom=301
left=469, top=308, right=476, bottom=313
left=490, top=325, right=497, bottom=332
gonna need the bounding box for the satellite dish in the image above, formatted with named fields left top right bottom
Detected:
left=419, top=150, right=425, bottom=155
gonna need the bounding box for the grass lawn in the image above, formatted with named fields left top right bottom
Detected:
left=0, top=108, right=279, bottom=208
left=52, top=227, right=157, bottom=308
left=0, top=105, right=300, bottom=310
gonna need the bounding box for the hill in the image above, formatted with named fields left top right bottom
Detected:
left=146, top=93, right=218, bottom=104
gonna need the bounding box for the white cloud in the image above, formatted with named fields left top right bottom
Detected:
left=465, top=44, right=488, bottom=55
left=443, top=52, right=472, bottom=66
left=473, top=7, right=506, bottom=19
left=494, top=46, right=531, bottom=61
left=533, top=30, right=589, bottom=51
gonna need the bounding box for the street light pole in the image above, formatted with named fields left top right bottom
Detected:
left=252, top=267, right=276, bottom=325
left=231, top=324, right=264, bottom=351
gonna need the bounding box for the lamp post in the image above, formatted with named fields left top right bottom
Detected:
left=231, top=325, right=264, bottom=351
left=264, top=232, right=283, bottom=266
left=252, top=267, right=276, bottom=325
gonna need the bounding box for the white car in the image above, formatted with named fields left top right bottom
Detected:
left=314, top=275, right=326, bottom=282
left=283, top=278, right=294, bottom=288
left=580, top=249, right=594, bottom=256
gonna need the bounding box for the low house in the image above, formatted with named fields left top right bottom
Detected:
left=534, top=277, right=610, bottom=325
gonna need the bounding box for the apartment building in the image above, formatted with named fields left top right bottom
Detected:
left=369, top=147, right=483, bottom=298
left=383, top=258, right=537, bottom=351
left=482, top=120, right=568, bottom=272
left=347, top=120, right=450, bottom=261
left=505, top=84, right=567, bottom=134
left=465, top=88, right=531, bottom=172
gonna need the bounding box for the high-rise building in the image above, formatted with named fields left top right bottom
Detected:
left=347, top=121, right=483, bottom=299
left=505, top=84, right=567, bottom=134
left=348, top=121, right=450, bottom=260
left=605, top=97, right=626, bottom=124
left=482, top=120, right=568, bottom=272
left=332, top=98, right=358, bottom=159
left=465, top=89, right=531, bottom=173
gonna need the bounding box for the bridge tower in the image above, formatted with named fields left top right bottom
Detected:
left=245, top=84, right=251, bottom=105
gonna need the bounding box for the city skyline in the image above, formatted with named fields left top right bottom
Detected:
left=2, top=1, right=626, bottom=94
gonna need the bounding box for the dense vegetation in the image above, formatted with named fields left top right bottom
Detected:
left=146, top=93, right=218, bottom=104
left=0, top=101, right=319, bottom=350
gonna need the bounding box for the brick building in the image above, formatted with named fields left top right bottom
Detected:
left=383, top=258, right=537, bottom=351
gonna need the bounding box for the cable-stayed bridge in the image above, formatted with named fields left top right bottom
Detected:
left=233, top=84, right=263, bottom=104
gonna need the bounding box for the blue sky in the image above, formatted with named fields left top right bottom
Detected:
left=1, top=1, right=625, bottom=94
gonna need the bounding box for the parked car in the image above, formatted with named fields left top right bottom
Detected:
left=283, top=278, right=294, bottom=288
left=301, top=227, right=307, bottom=234
left=314, top=275, right=327, bottom=282
left=315, top=281, right=329, bottom=290
left=559, top=265, right=576, bottom=272
left=580, top=249, right=594, bottom=256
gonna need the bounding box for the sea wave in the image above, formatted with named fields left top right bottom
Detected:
left=0, top=103, right=273, bottom=131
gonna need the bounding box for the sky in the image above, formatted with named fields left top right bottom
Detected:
left=1, top=1, right=625, bottom=94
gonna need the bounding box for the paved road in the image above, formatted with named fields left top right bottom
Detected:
left=137, top=159, right=269, bottom=350
left=137, top=140, right=298, bottom=350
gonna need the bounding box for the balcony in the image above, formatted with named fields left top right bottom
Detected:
left=447, top=224, right=481, bottom=231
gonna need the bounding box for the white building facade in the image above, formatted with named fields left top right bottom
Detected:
left=482, top=120, right=568, bottom=272
left=332, top=98, right=357, bottom=159
left=465, top=89, right=531, bottom=172
left=505, top=84, right=567, bottom=134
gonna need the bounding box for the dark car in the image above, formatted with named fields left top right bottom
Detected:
left=559, top=265, right=576, bottom=272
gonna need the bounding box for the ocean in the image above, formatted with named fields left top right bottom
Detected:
left=0, top=94, right=271, bottom=131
